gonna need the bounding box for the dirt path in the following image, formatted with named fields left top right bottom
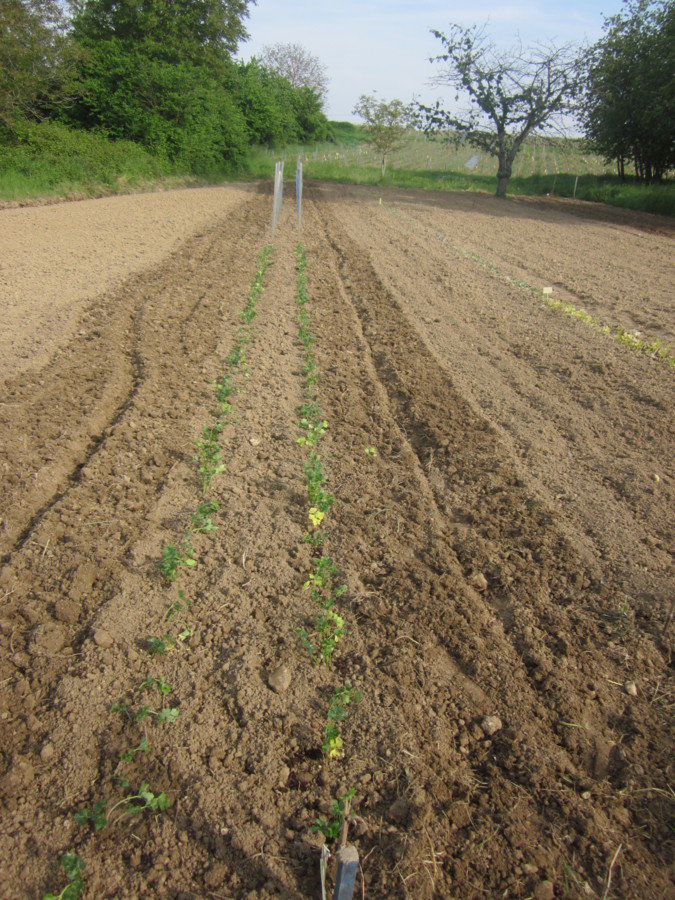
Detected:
left=0, top=183, right=672, bottom=898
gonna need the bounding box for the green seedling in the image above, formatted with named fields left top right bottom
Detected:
left=305, top=453, right=334, bottom=514
left=308, top=507, right=325, bottom=528
left=322, top=684, right=361, bottom=760
left=298, top=611, right=347, bottom=669
left=212, top=375, right=234, bottom=407
left=138, top=706, right=178, bottom=725
left=191, top=500, right=219, bottom=534
left=316, top=610, right=347, bottom=668
left=313, top=788, right=356, bottom=843
left=120, top=736, right=150, bottom=763
left=297, top=419, right=328, bottom=448
left=157, top=541, right=196, bottom=583
left=304, top=554, right=347, bottom=610
left=328, top=685, right=362, bottom=722
left=146, top=634, right=175, bottom=657
left=240, top=303, right=258, bottom=325
left=299, top=400, right=322, bottom=422
left=177, top=627, right=192, bottom=642
left=322, top=724, right=343, bottom=760
left=195, top=423, right=226, bottom=493
left=296, top=627, right=317, bottom=663
left=111, top=701, right=178, bottom=726
left=304, top=556, right=339, bottom=592
left=75, top=783, right=170, bottom=831
left=43, top=853, right=85, bottom=900
left=364, top=446, right=377, bottom=457
left=304, top=529, right=326, bottom=548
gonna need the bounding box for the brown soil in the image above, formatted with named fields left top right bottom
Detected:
left=0, top=182, right=672, bottom=899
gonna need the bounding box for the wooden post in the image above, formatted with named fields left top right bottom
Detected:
left=573, top=174, right=579, bottom=199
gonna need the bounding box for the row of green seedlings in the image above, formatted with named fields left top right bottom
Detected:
left=292, top=244, right=361, bottom=846
left=44, top=247, right=273, bottom=900
left=382, top=201, right=674, bottom=368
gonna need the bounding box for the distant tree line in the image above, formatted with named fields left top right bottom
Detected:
left=580, top=0, right=674, bottom=183
left=0, top=0, right=330, bottom=175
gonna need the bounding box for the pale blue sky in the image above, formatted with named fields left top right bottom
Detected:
left=239, top=1, right=626, bottom=121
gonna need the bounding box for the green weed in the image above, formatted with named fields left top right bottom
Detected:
left=119, top=736, right=150, bottom=763
left=136, top=676, right=173, bottom=696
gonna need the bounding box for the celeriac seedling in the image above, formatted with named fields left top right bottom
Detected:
left=157, top=541, right=196, bottom=583
left=191, top=500, right=219, bottom=534
left=312, top=789, right=355, bottom=843
left=76, top=784, right=170, bottom=831
left=43, top=853, right=85, bottom=900
left=146, top=634, right=175, bottom=657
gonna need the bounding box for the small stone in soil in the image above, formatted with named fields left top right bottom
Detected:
left=533, top=881, right=555, bottom=900
left=268, top=664, right=291, bottom=693
left=470, top=572, right=488, bottom=592
left=480, top=715, right=503, bottom=736
left=93, top=629, right=114, bottom=649
left=40, top=743, right=54, bottom=762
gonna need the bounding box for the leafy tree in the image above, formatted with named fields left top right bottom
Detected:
left=0, top=0, right=74, bottom=133
left=259, top=42, right=329, bottom=104
left=69, top=40, right=248, bottom=172
left=580, top=0, right=674, bottom=182
left=417, top=24, right=582, bottom=197
left=291, top=85, right=329, bottom=142
left=352, top=93, right=408, bottom=175
left=70, top=0, right=254, bottom=64
left=227, top=60, right=298, bottom=146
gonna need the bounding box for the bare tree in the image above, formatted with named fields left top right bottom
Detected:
left=352, top=94, right=409, bottom=176
left=260, top=42, right=329, bottom=104
left=418, top=24, right=582, bottom=197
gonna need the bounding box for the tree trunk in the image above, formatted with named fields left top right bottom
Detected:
left=496, top=159, right=512, bottom=197
left=381, top=153, right=386, bottom=176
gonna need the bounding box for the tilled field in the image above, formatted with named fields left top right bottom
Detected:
left=0, top=183, right=672, bottom=898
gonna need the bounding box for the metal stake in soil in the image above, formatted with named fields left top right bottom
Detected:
left=332, top=845, right=359, bottom=900
left=272, top=160, right=284, bottom=232
left=296, top=159, right=303, bottom=232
